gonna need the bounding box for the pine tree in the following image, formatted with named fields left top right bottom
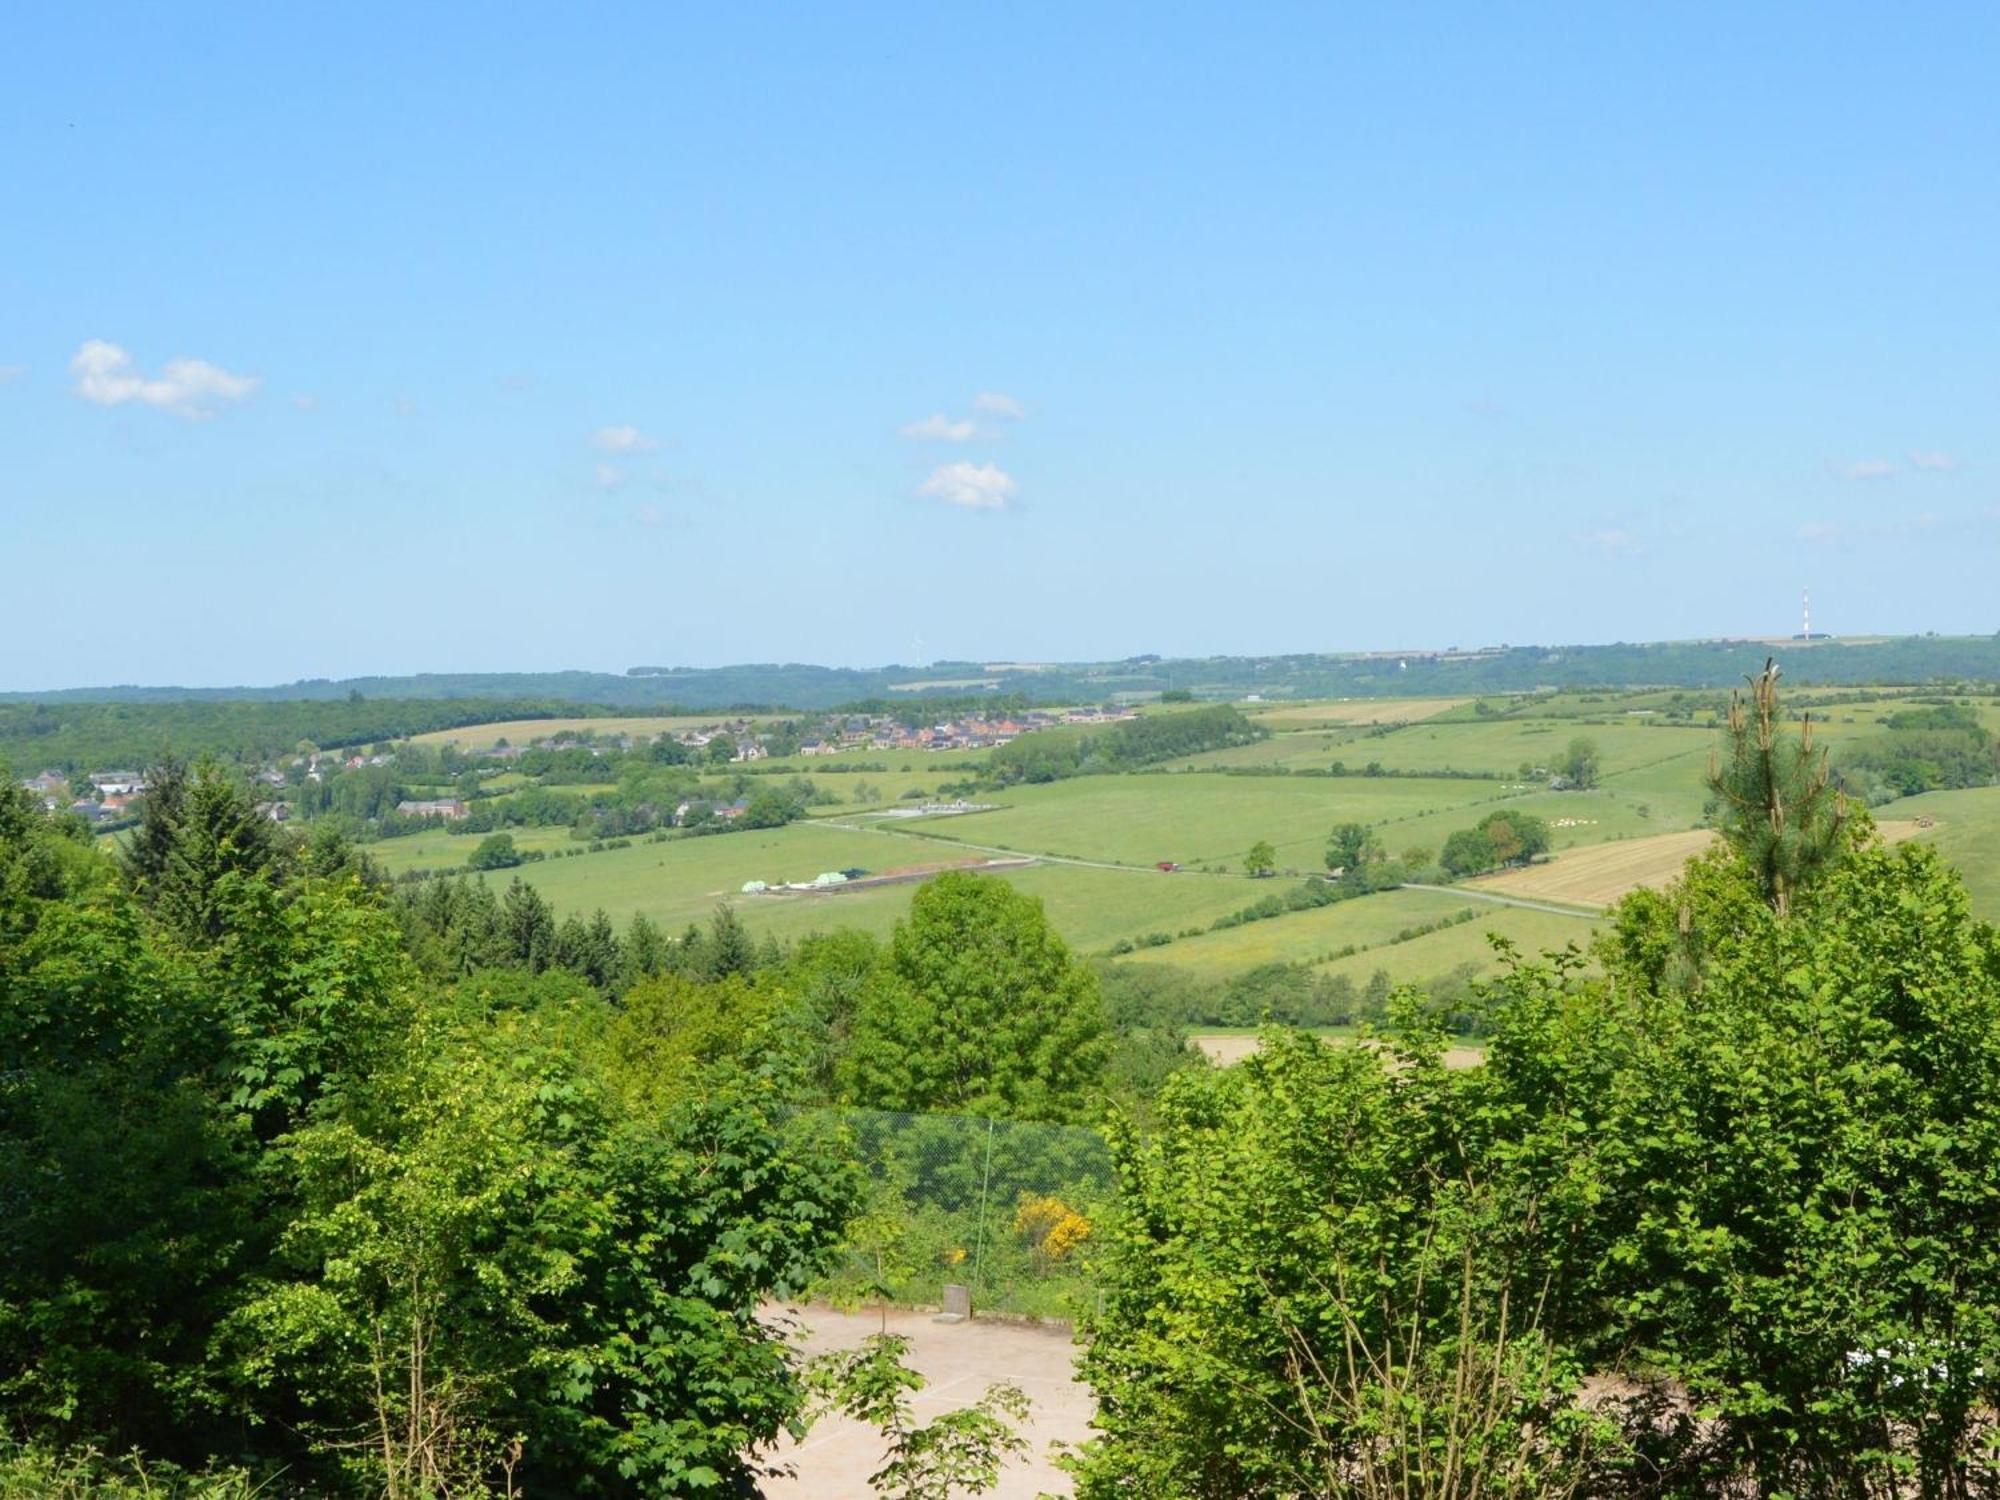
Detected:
left=1707, top=658, right=1848, bottom=914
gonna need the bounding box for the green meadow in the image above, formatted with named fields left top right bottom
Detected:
left=901, top=772, right=1509, bottom=869
left=351, top=687, right=2000, bottom=993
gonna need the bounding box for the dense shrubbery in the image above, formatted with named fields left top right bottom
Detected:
left=1079, top=829, right=2000, bottom=1494
left=4, top=756, right=1178, bottom=1493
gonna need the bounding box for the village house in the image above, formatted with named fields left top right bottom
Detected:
left=395, top=798, right=467, bottom=820
left=89, top=771, right=147, bottom=796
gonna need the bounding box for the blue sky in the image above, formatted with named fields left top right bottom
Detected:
left=2, top=3, right=1995, bottom=687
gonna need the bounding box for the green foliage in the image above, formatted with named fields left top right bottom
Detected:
left=1707, top=657, right=1850, bottom=913
left=1074, top=1027, right=1604, bottom=1497
left=805, top=1334, right=1029, bottom=1500
left=841, top=873, right=1109, bottom=1123
left=1079, top=824, right=2000, bottom=1493
left=1561, top=734, right=1601, bottom=787
left=1439, top=808, right=1550, bottom=877
left=466, top=832, right=521, bottom=869
left=1242, top=838, right=1277, bottom=878
left=0, top=1441, right=266, bottom=1499
left=986, top=704, right=1262, bottom=785
left=1, top=769, right=859, bottom=1496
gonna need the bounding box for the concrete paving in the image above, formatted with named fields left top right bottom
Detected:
left=760, top=1303, right=1092, bottom=1499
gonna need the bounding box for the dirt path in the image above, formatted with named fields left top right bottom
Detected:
left=761, top=1304, right=1090, bottom=1499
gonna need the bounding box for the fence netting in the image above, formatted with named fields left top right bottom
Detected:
left=799, top=1108, right=1115, bottom=1320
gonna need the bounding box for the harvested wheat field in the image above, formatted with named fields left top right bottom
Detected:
left=1475, top=821, right=1922, bottom=909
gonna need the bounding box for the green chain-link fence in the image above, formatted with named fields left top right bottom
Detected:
left=806, top=1108, right=1114, bottom=1321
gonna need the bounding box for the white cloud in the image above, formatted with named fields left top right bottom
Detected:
left=900, top=413, right=978, bottom=442
left=632, top=503, right=665, bottom=527
left=291, top=394, right=319, bottom=412
left=395, top=396, right=420, bottom=418
left=591, top=424, right=658, bottom=453
left=1910, top=450, right=1958, bottom=472
left=1574, top=528, right=1641, bottom=556
left=1798, top=520, right=1842, bottom=544
left=920, top=459, right=1017, bottom=511
left=70, top=340, right=258, bottom=419
left=972, top=391, right=1026, bottom=420
left=1839, top=458, right=1897, bottom=481
left=0, top=365, right=24, bottom=385
left=595, top=463, right=624, bottom=489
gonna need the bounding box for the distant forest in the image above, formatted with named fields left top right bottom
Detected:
left=9, top=635, right=2000, bottom=771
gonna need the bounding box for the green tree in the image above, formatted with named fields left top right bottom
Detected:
left=1707, top=657, right=1850, bottom=913
left=1243, top=839, right=1277, bottom=878
left=467, top=831, right=521, bottom=870
left=500, top=877, right=557, bottom=971
left=1561, top=735, right=1601, bottom=788
left=806, top=1334, right=1029, bottom=1499
left=123, top=758, right=282, bottom=944
left=1439, top=826, right=1495, bottom=878
left=1324, top=821, right=1377, bottom=874
left=1074, top=1027, right=1602, bottom=1497
left=841, top=873, right=1109, bottom=1122
left=1484, top=831, right=2000, bottom=1489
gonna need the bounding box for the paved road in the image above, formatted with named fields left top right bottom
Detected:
left=1399, top=881, right=1602, bottom=919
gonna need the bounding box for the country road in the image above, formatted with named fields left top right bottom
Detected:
left=1398, top=881, right=1602, bottom=919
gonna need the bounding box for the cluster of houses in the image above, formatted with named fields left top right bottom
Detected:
left=797, top=706, right=1133, bottom=757
left=18, top=768, right=150, bottom=826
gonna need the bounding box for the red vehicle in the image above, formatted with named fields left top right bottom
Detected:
left=1156, top=861, right=1181, bottom=873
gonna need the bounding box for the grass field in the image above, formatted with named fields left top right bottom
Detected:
left=902, top=773, right=1511, bottom=870
left=460, top=816, right=1260, bottom=951
left=1128, top=886, right=1482, bottom=975
left=1315, top=902, right=1599, bottom=987
left=1894, top=787, right=2000, bottom=920
left=1245, top=698, right=1468, bottom=729
left=365, top=824, right=578, bottom=875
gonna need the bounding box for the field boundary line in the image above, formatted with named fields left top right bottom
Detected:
left=1398, top=881, right=1603, bottom=919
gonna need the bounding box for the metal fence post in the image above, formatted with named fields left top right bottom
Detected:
left=969, top=1115, right=997, bottom=1308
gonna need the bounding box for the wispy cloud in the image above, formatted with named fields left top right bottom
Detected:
left=632, top=503, right=665, bottom=527
left=1465, top=396, right=1508, bottom=418
left=972, top=391, right=1026, bottom=420
left=70, top=340, right=258, bottom=419
left=1574, top=528, right=1641, bottom=556
left=291, top=394, right=319, bottom=412
left=591, top=424, right=658, bottom=453
left=900, top=413, right=978, bottom=442
left=595, top=463, right=625, bottom=489
left=1909, top=450, right=1958, bottom=472
left=0, top=365, right=24, bottom=385
left=1838, top=458, right=1897, bottom=482
left=1798, top=521, right=1843, bottom=544
left=920, top=460, right=1017, bottom=511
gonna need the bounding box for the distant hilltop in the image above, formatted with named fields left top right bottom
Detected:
left=8, top=634, right=2000, bottom=710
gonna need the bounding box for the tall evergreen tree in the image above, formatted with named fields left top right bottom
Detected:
left=1707, top=658, right=1849, bottom=914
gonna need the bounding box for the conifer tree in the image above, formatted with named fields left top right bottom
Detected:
left=1707, top=657, right=1848, bottom=914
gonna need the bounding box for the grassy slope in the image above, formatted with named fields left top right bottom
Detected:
left=1130, top=886, right=1485, bottom=975
left=904, top=773, right=1508, bottom=869
left=1316, top=903, right=1598, bottom=986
